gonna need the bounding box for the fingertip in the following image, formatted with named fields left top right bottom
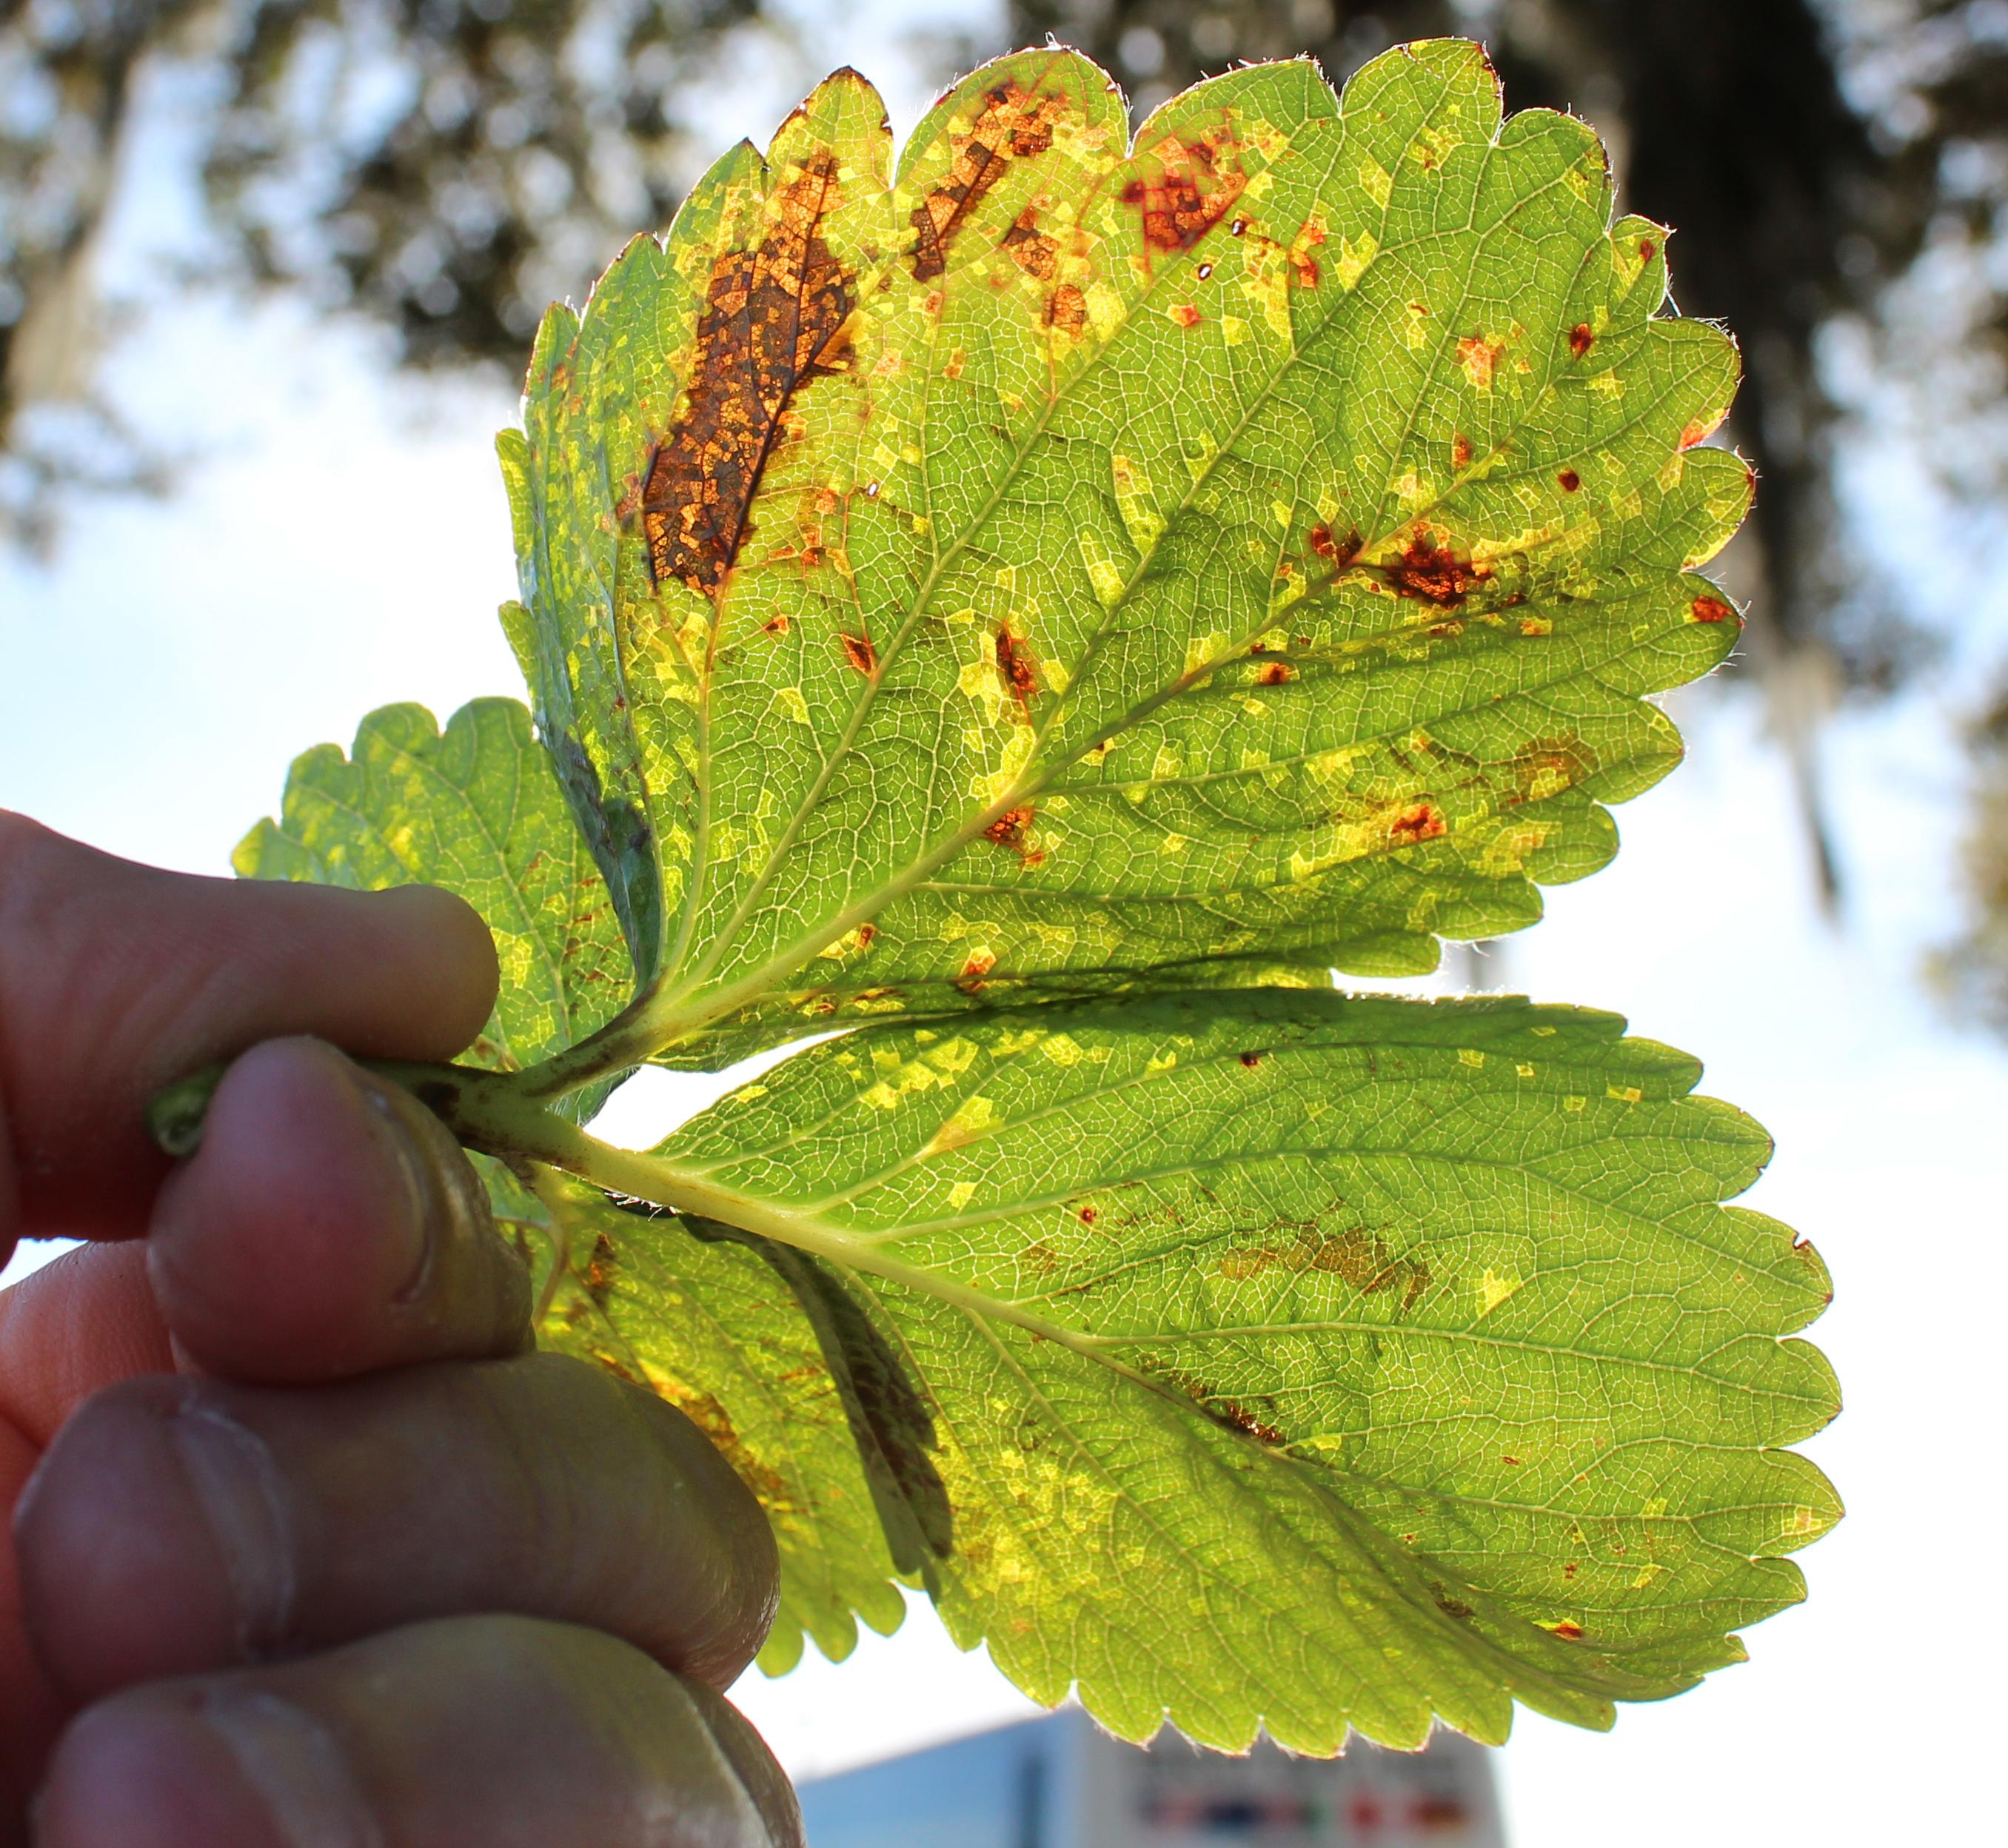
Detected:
left=151, top=1041, right=427, bottom=1381
left=37, top=1691, right=292, bottom=1848
left=150, top=1040, right=528, bottom=1384
left=360, top=886, right=500, bottom=1059
left=0, top=817, right=505, bottom=1237
left=682, top=1680, right=805, bottom=1848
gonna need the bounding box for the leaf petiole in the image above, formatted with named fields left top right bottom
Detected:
left=147, top=1057, right=1112, bottom=1361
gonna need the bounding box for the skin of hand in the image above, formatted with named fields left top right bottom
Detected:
left=0, top=812, right=800, bottom=1848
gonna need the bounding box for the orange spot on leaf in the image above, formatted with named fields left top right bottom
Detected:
left=1456, top=332, right=1505, bottom=389
left=1121, top=126, right=1246, bottom=255
left=1386, top=531, right=1490, bottom=607
left=995, top=623, right=1040, bottom=711
left=999, top=204, right=1059, bottom=279
left=1389, top=803, right=1446, bottom=847
left=1569, top=321, right=1595, bottom=357
left=1171, top=301, right=1202, bottom=329
left=984, top=806, right=1043, bottom=866
left=910, top=83, right=1066, bottom=281
left=1690, top=594, right=1734, bottom=623
left=1044, top=284, right=1087, bottom=338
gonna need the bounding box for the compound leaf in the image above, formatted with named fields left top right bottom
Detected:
left=633, top=991, right=1836, bottom=1748
left=224, top=38, right=1838, bottom=1751
left=503, top=39, right=1750, bottom=1070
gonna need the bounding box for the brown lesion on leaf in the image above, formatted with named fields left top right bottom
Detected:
left=1140, top=1359, right=1288, bottom=1447
left=1120, top=123, right=1247, bottom=255
left=1456, top=332, right=1505, bottom=389
left=1309, top=523, right=1363, bottom=569
left=1569, top=321, right=1596, bottom=358
left=999, top=204, right=1059, bottom=279
left=1501, top=733, right=1596, bottom=808
left=1217, top=1222, right=1432, bottom=1310
left=1254, top=660, right=1296, bottom=686
left=641, top=149, right=857, bottom=597
left=1379, top=529, right=1492, bottom=608
left=994, top=622, right=1040, bottom=713
left=954, top=948, right=997, bottom=994
left=910, top=83, right=1067, bottom=281
left=983, top=804, right=1044, bottom=867
left=1690, top=592, right=1734, bottom=624
left=583, top=1231, right=618, bottom=1308
left=1388, top=802, right=1447, bottom=848
left=840, top=631, right=878, bottom=675
left=1044, top=283, right=1088, bottom=338
left=1202, top=1394, right=1285, bottom=1445
left=1430, top=1585, right=1478, bottom=1623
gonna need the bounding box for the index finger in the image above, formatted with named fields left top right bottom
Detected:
left=0, top=813, right=498, bottom=1248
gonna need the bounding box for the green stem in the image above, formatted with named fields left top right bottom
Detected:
left=376, top=1061, right=1112, bottom=1359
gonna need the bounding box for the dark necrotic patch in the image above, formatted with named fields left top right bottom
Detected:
left=642, top=150, right=856, bottom=597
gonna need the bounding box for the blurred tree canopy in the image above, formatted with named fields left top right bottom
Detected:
left=6, top=0, right=2008, bottom=1008
left=1, top=0, right=760, bottom=508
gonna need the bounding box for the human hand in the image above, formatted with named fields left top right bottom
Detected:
left=0, top=814, right=797, bottom=1847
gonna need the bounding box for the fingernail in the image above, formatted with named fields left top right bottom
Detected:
left=194, top=1688, right=381, bottom=1848
left=346, top=1066, right=447, bottom=1305
left=30, top=1687, right=372, bottom=1848
left=170, top=1402, right=296, bottom=1658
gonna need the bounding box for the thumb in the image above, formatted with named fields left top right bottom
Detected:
left=0, top=813, right=498, bottom=1248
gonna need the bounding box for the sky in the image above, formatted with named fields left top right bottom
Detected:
left=3, top=8, right=2007, bottom=1845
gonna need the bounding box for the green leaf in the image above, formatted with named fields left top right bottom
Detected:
left=504, top=38, right=1750, bottom=1074
left=498, top=1169, right=920, bottom=1674
left=223, top=38, right=1838, bottom=1752
left=632, top=991, right=1836, bottom=1748
left=234, top=698, right=631, bottom=1115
